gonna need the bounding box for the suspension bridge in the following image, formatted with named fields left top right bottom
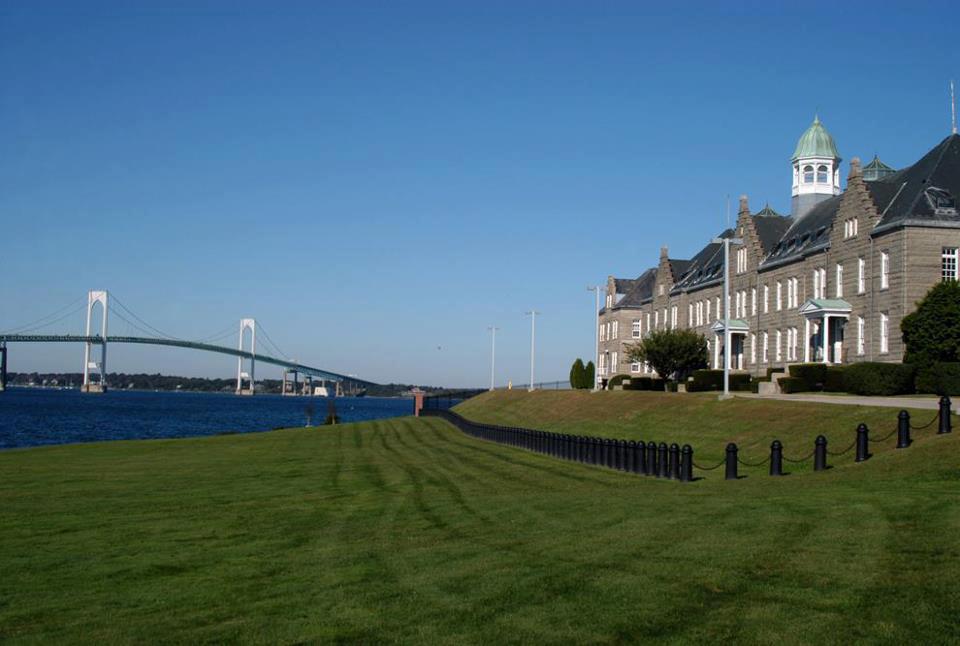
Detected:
left=0, top=290, right=376, bottom=395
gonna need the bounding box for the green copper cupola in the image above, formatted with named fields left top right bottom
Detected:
left=791, top=116, right=842, bottom=218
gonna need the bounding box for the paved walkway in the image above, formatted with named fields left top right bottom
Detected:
left=738, top=392, right=949, bottom=412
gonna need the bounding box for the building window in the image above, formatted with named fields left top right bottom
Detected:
left=659, top=284, right=664, bottom=296
left=645, top=313, right=650, bottom=335
left=762, top=332, right=769, bottom=363
left=776, top=281, right=782, bottom=311
left=632, top=319, right=641, bottom=338
left=858, top=258, right=866, bottom=294
left=803, top=165, right=814, bottom=183
left=881, top=251, right=889, bottom=289
left=670, top=306, right=678, bottom=330
left=715, top=297, right=720, bottom=321
left=857, top=316, right=865, bottom=356
left=835, top=263, right=843, bottom=298
left=736, top=247, right=747, bottom=274
left=734, top=291, right=741, bottom=319
left=606, top=294, right=612, bottom=308
left=663, top=308, right=668, bottom=328
left=943, top=248, right=959, bottom=281
left=751, top=287, right=757, bottom=316
left=599, top=324, right=605, bottom=342
left=706, top=299, right=711, bottom=323
left=880, top=313, right=889, bottom=354
left=599, top=353, right=606, bottom=376
left=787, top=327, right=798, bottom=361
left=844, top=218, right=859, bottom=239
left=654, top=310, right=659, bottom=329
left=611, top=351, right=618, bottom=373
left=817, top=164, right=828, bottom=183
left=775, top=329, right=782, bottom=362
left=612, top=320, right=619, bottom=340
left=631, top=362, right=641, bottom=373
left=750, top=333, right=756, bottom=365
left=763, top=285, right=769, bottom=313
left=786, top=277, right=798, bottom=309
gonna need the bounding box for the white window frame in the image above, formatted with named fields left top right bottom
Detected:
left=835, top=263, right=843, bottom=298
left=762, top=332, right=769, bottom=363
left=881, top=251, right=889, bottom=290
left=715, top=297, right=720, bottom=321
left=600, top=324, right=606, bottom=342
left=670, top=306, right=678, bottom=330
left=750, top=333, right=756, bottom=364
left=857, top=316, right=865, bottom=356
left=880, top=313, right=889, bottom=354
left=763, top=285, right=769, bottom=313
left=612, top=320, right=619, bottom=340
left=632, top=319, right=641, bottom=338
left=858, top=257, right=866, bottom=294
left=611, top=351, right=618, bottom=373
left=776, top=281, right=782, bottom=311
left=775, top=329, right=782, bottom=362
left=943, top=247, right=959, bottom=281
left=751, top=287, right=757, bottom=316
left=631, top=362, right=641, bottom=373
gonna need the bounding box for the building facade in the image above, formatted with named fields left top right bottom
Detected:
left=598, top=119, right=960, bottom=384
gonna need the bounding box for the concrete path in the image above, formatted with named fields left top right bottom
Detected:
left=737, top=392, right=949, bottom=412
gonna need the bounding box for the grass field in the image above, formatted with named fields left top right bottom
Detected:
left=1, top=392, right=958, bottom=643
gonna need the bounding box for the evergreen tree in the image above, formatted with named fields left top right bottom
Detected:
left=569, top=358, right=586, bottom=389
left=584, top=361, right=596, bottom=389
left=902, top=280, right=960, bottom=365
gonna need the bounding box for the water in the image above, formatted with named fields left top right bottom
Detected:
left=0, top=388, right=413, bottom=449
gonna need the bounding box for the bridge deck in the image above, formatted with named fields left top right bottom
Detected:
left=0, top=335, right=374, bottom=385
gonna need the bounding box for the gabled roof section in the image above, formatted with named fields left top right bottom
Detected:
left=760, top=194, right=843, bottom=269
left=668, top=259, right=692, bottom=281
left=615, top=268, right=658, bottom=308
left=869, top=134, right=960, bottom=233
left=751, top=205, right=792, bottom=254
left=671, top=229, right=735, bottom=292
left=613, top=278, right=637, bottom=294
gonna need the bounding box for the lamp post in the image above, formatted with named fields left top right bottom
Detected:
left=712, top=235, right=743, bottom=399
left=487, top=326, right=499, bottom=391
left=587, top=286, right=601, bottom=390
left=525, top=310, right=539, bottom=391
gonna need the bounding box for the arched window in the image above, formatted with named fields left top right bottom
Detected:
left=817, top=164, right=828, bottom=183
left=803, top=165, right=814, bottom=183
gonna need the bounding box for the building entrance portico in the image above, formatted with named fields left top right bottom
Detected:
left=710, top=319, right=750, bottom=370
left=800, top=299, right=851, bottom=365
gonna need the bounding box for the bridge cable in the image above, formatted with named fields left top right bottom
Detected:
left=109, top=293, right=186, bottom=341
left=0, top=296, right=87, bottom=334
left=256, top=323, right=293, bottom=361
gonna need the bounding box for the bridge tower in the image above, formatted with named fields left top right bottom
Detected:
left=1, top=342, right=7, bottom=392
left=236, top=318, right=256, bottom=395
left=81, top=290, right=108, bottom=393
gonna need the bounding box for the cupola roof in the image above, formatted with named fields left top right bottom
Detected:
left=862, top=155, right=896, bottom=181
left=792, top=115, right=840, bottom=162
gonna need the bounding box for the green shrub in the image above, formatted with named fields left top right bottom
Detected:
left=651, top=379, right=666, bottom=392
left=731, top=374, right=753, bottom=391
left=787, top=363, right=828, bottom=392
left=623, top=377, right=651, bottom=391
left=750, top=380, right=761, bottom=393
left=687, top=369, right=752, bottom=392
left=824, top=366, right=846, bottom=392
left=842, top=362, right=916, bottom=396
left=569, top=358, right=587, bottom=389
left=607, top=374, right=630, bottom=389
left=915, top=362, right=960, bottom=395
left=778, top=377, right=807, bottom=394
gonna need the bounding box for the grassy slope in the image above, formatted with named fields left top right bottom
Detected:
left=0, top=396, right=956, bottom=643
left=454, top=390, right=954, bottom=467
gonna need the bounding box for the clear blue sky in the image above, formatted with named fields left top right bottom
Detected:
left=2, top=1, right=958, bottom=387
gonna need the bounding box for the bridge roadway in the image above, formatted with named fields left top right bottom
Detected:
left=0, top=334, right=376, bottom=386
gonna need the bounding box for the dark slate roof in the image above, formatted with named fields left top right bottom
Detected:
left=671, top=229, right=735, bottom=293
left=613, top=278, right=638, bottom=294
left=615, top=268, right=658, bottom=307
left=760, top=194, right=843, bottom=270
left=669, top=259, right=692, bottom=281
left=751, top=206, right=792, bottom=254
left=869, top=134, right=960, bottom=232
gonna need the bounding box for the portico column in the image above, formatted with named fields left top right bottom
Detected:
left=804, top=319, right=810, bottom=362
left=822, top=315, right=831, bottom=365
left=714, top=332, right=720, bottom=369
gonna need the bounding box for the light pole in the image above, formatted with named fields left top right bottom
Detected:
left=525, top=310, right=539, bottom=391
left=487, top=326, right=499, bottom=391
left=587, top=286, right=601, bottom=389
left=712, top=234, right=743, bottom=399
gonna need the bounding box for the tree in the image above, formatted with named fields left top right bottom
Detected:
left=569, top=358, right=587, bottom=389
left=625, top=329, right=707, bottom=383
left=584, top=361, right=596, bottom=389
left=902, top=280, right=960, bottom=365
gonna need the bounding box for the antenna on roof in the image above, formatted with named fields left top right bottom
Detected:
left=951, top=80, right=957, bottom=135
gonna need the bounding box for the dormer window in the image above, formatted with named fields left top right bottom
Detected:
left=803, top=165, right=814, bottom=183
left=925, top=186, right=957, bottom=215
left=816, top=165, right=829, bottom=183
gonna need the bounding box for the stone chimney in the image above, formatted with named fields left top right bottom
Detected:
left=660, top=246, right=669, bottom=260
left=738, top=194, right=750, bottom=217
left=848, top=156, right=862, bottom=180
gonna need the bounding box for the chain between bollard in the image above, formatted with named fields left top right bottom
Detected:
left=827, top=438, right=857, bottom=456
left=693, top=458, right=725, bottom=471
left=909, top=413, right=939, bottom=431
left=782, top=449, right=816, bottom=464
left=867, top=427, right=898, bottom=443
left=736, top=455, right=771, bottom=467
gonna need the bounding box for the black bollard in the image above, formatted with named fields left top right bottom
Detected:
left=939, top=396, right=952, bottom=434
left=612, top=439, right=620, bottom=470
left=669, top=443, right=681, bottom=480
left=897, top=411, right=911, bottom=449
left=657, top=443, right=669, bottom=478
left=770, top=440, right=783, bottom=476
left=814, top=435, right=828, bottom=471
left=680, top=444, right=693, bottom=482
left=647, top=441, right=658, bottom=476
left=608, top=439, right=617, bottom=469
left=598, top=439, right=607, bottom=468
left=636, top=440, right=647, bottom=475
left=625, top=441, right=635, bottom=472
left=618, top=440, right=626, bottom=471
left=855, top=423, right=870, bottom=462
left=725, top=443, right=738, bottom=480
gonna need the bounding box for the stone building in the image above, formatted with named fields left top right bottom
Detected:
left=597, top=118, right=960, bottom=384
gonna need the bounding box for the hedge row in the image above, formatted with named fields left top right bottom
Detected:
left=686, top=370, right=752, bottom=392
